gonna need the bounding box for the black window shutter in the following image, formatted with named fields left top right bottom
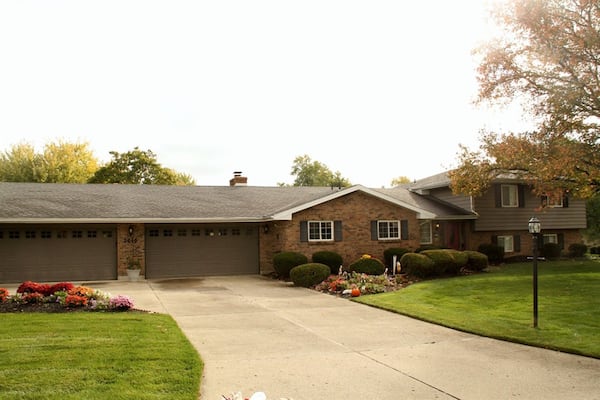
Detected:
left=334, top=221, right=343, bottom=242
left=300, top=221, right=308, bottom=242
left=558, top=233, right=565, bottom=249
left=400, top=220, right=408, bottom=240
left=494, top=185, right=502, bottom=208
left=370, top=220, right=378, bottom=241
left=514, top=235, right=521, bottom=252
left=491, top=235, right=498, bottom=245
left=518, top=185, right=525, bottom=208
left=541, top=195, right=548, bottom=207
left=563, top=194, right=569, bottom=208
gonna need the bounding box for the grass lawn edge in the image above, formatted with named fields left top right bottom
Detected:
left=352, top=297, right=598, bottom=360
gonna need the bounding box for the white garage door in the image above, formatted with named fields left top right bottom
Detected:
left=145, top=224, right=259, bottom=279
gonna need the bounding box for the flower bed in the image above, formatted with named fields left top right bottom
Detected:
left=0, top=281, right=135, bottom=313
left=313, top=271, right=416, bottom=296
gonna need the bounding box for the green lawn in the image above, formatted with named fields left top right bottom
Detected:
left=355, top=260, right=600, bottom=358
left=0, top=313, right=202, bottom=400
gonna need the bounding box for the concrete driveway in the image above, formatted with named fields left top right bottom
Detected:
left=2, top=275, right=592, bottom=399
left=87, top=275, right=600, bottom=400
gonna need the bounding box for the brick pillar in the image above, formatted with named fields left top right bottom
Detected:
left=117, top=224, right=146, bottom=277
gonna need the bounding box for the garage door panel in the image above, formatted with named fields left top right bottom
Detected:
left=0, top=226, right=117, bottom=283
left=146, top=225, right=259, bottom=279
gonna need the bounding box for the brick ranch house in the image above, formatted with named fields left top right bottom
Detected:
left=0, top=172, right=586, bottom=283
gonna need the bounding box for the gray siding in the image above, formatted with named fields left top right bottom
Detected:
left=473, top=184, right=586, bottom=231
left=429, top=187, right=473, bottom=212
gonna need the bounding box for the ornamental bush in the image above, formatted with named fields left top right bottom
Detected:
left=399, top=252, right=435, bottom=278
left=109, top=295, right=135, bottom=311
left=568, top=243, right=587, bottom=258
left=290, top=263, right=331, bottom=288
left=49, top=282, right=75, bottom=295
left=273, top=251, right=308, bottom=278
left=477, top=243, right=504, bottom=265
left=383, top=247, right=410, bottom=270
left=312, top=251, right=343, bottom=274
left=420, top=249, right=465, bottom=275
left=0, top=288, right=8, bottom=302
left=348, top=255, right=385, bottom=275
left=463, top=250, right=489, bottom=271
left=65, top=295, right=88, bottom=308
left=17, top=281, right=52, bottom=296
left=542, top=242, right=562, bottom=260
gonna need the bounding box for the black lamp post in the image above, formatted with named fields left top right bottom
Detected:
left=528, top=216, right=541, bottom=328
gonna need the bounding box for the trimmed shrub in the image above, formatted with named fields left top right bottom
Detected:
left=348, top=255, right=386, bottom=275
left=542, top=242, right=561, bottom=260
left=568, top=243, right=587, bottom=258
left=420, top=249, right=466, bottom=275
left=464, top=250, right=489, bottom=271
left=477, top=243, right=504, bottom=265
left=312, top=251, right=344, bottom=274
left=415, top=245, right=442, bottom=253
left=383, top=247, right=410, bottom=270
left=273, top=251, right=308, bottom=278
left=400, top=252, right=435, bottom=278
left=290, top=263, right=331, bottom=288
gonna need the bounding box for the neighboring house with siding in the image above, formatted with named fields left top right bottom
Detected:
left=408, top=172, right=587, bottom=257
left=0, top=172, right=586, bottom=283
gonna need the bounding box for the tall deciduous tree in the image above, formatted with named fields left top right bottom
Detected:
left=289, top=154, right=351, bottom=187
left=0, top=141, right=98, bottom=183
left=391, top=176, right=411, bottom=187
left=89, top=147, right=195, bottom=185
left=450, top=0, right=600, bottom=198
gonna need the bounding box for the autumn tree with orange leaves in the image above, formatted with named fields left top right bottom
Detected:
left=450, top=0, right=600, bottom=199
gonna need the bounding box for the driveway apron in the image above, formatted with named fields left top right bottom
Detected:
left=95, top=276, right=600, bottom=399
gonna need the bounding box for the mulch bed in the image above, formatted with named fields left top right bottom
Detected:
left=0, top=302, right=84, bottom=313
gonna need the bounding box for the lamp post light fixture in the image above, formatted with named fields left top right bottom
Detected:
left=528, top=217, right=541, bottom=328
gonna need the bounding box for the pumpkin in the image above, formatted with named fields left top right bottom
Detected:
left=351, top=288, right=361, bottom=297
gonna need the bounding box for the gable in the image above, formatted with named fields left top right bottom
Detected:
left=271, top=185, right=435, bottom=221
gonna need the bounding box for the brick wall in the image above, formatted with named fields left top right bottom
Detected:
left=116, top=223, right=145, bottom=276
left=259, top=191, right=420, bottom=274
left=466, top=229, right=584, bottom=256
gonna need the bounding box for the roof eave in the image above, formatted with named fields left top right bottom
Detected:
left=0, top=217, right=270, bottom=224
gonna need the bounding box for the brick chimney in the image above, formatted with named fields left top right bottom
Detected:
left=229, top=171, right=248, bottom=186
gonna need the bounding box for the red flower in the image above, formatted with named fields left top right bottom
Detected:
left=0, top=288, right=9, bottom=302
left=49, top=282, right=75, bottom=294
left=65, top=295, right=88, bottom=307
left=22, top=292, right=44, bottom=304
left=17, top=281, right=52, bottom=296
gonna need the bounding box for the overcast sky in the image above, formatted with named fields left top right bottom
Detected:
left=0, top=0, right=532, bottom=187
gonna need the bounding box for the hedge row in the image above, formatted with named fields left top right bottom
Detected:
left=274, top=248, right=412, bottom=278
left=400, top=249, right=488, bottom=278
left=275, top=248, right=488, bottom=282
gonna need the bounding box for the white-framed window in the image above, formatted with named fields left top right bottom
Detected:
left=501, top=184, right=519, bottom=207
left=308, top=221, right=333, bottom=241
left=497, top=235, right=514, bottom=253
left=543, top=234, right=558, bottom=244
left=419, top=221, right=432, bottom=244
left=378, top=220, right=400, bottom=240
left=542, top=193, right=563, bottom=208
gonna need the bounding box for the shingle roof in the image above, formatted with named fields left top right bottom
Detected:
left=0, top=183, right=341, bottom=222
left=373, top=187, right=476, bottom=219
left=0, top=182, right=476, bottom=223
